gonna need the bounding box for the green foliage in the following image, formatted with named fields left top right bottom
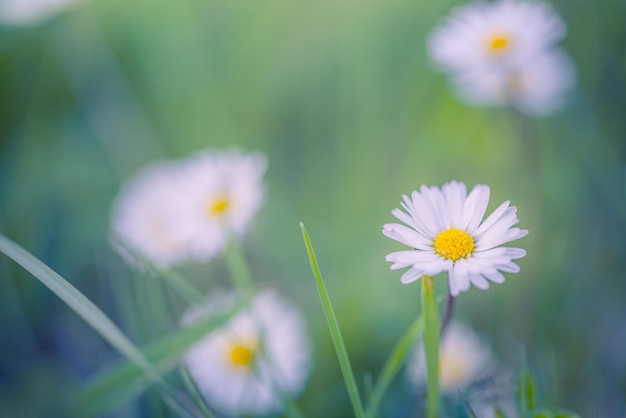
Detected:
left=85, top=301, right=242, bottom=415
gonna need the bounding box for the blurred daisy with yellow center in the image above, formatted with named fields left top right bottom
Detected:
left=178, top=149, right=267, bottom=262
left=429, top=0, right=566, bottom=72
left=408, top=322, right=492, bottom=393
left=427, top=0, right=576, bottom=116
left=184, top=290, right=312, bottom=417
left=383, top=181, right=527, bottom=296
left=487, top=34, right=510, bottom=54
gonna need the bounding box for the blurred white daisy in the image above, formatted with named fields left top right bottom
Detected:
left=383, top=181, right=527, bottom=296
left=110, top=161, right=194, bottom=269
left=407, top=321, right=492, bottom=393
left=177, top=149, right=267, bottom=262
left=428, top=0, right=575, bottom=116
left=184, top=290, right=312, bottom=417
left=452, top=48, right=576, bottom=117
left=0, top=0, right=84, bottom=25
left=428, top=0, right=566, bottom=73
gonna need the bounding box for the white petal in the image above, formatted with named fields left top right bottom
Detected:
left=442, top=181, right=467, bottom=228
left=474, top=207, right=519, bottom=241
left=496, top=262, right=521, bottom=273
left=470, top=274, right=490, bottom=290
left=383, top=223, right=433, bottom=250
left=461, top=184, right=490, bottom=233
left=475, top=227, right=527, bottom=251
left=482, top=269, right=506, bottom=284
left=401, top=269, right=423, bottom=284
left=473, top=200, right=510, bottom=236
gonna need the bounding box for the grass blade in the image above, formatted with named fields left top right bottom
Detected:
left=300, top=223, right=365, bottom=418
left=86, top=300, right=244, bottom=415
left=365, top=314, right=424, bottom=418
left=156, top=268, right=207, bottom=309
left=422, top=276, right=440, bottom=418
left=0, top=234, right=198, bottom=417
left=179, top=365, right=216, bottom=418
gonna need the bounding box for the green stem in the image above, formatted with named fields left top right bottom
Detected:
left=224, top=243, right=255, bottom=297
left=300, top=223, right=365, bottom=418
left=422, top=276, right=440, bottom=418
left=365, top=314, right=424, bottom=418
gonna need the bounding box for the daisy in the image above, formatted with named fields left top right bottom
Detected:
left=176, top=149, right=267, bottom=262
left=407, top=321, right=492, bottom=393
left=451, top=47, right=576, bottom=117
left=428, top=0, right=566, bottom=73
left=184, top=290, right=312, bottom=417
left=110, top=161, right=195, bottom=269
left=0, top=0, right=84, bottom=25
left=383, top=181, right=527, bottom=296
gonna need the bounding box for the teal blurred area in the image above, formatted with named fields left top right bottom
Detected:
left=0, top=0, right=625, bottom=416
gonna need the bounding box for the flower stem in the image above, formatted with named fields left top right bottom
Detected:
left=440, top=287, right=455, bottom=336
left=224, top=244, right=255, bottom=298
left=421, top=276, right=440, bottom=418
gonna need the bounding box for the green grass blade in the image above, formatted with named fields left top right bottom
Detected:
left=365, top=314, right=424, bottom=418
left=421, top=276, right=440, bottom=418
left=86, top=300, right=244, bottom=415
left=179, top=365, right=216, bottom=418
left=300, top=223, right=365, bottom=418
left=0, top=234, right=198, bottom=417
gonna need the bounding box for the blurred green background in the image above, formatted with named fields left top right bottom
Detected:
left=1, top=0, right=625, bottom=416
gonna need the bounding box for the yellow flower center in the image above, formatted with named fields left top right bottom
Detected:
left=439, top=353, right=469, bottom=389
left=433, top=228, right=475, bottom=261
left=229, top=345, right=255, bottom=367
left=206, top=197, right=229, bottom=216
left=488, top=35, right=510, bottom=53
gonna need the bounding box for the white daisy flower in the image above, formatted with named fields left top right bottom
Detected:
left=407, top=321, right=492, bottom=393
left=428, top=0, right=566, bottom=73
left=383, top=181, right=527, bottom=296
left=452, top=48, right=576, bottom=117
left=184, top=290, right=312, bottom=417
left=110, top=161, right=195, bottom=269
left=0, top=0, right=84, bottom=25
left=177, top=149, right=267, bottom=262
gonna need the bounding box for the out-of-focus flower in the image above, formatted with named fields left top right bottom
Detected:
left=407, top=321, right=492, bottom=393
left=429, top=0, right=565, bottom=73
left=383, top=181, right=527, bottom=296
left=0, top=0, right=84, bottom=25
left=427, top=0, right=575, bottom=116
left=184, top=290, right=312, bottom=417
left=452, top=48, right=576, bottom=117
left=110, top=161, right=194, bottom=269
left=110, top=148, right=267, bottom=269
left=176, top=149, right=267, bottom=262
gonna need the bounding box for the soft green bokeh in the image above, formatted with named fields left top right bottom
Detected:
left=1, top=0, right=625, bottom=416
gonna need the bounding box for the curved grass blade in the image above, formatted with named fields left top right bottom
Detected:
left=300, top=223, right=365, bottom=418
left=0, top=234, right=199, bottom=417
left=365, top=314, right=424, bottom=418
left=180, top=365, right=216, bottom=418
